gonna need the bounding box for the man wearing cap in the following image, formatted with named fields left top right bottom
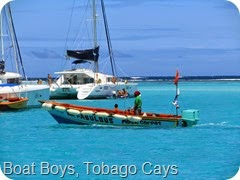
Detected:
left=133, top=91, right=142, bottom=115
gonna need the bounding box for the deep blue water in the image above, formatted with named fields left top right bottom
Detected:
left=0, top=81, right=240, bottom=179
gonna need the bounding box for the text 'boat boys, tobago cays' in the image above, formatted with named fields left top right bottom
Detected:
left=49, top=0, right=137, bottom=100
left=40, top=70, right=200, bottom=128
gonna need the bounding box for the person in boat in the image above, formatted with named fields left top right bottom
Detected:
left=117, top=88, right=128, bottom=98
left=37, top=79, right=42, bottom=84
left=47, top=74, right=52, bottom=85
left=113, top=104, right=119, bottom=113
left=116, top=90, right=122, bottom=97
left=133, top=90, right=142, bottom=115
left=122, top=88, right=128, bottom=97
left=125, top=108, right=134, bottom=115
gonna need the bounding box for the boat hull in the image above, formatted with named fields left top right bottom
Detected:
left=41, top=101, right=199, bottom=128
left=0, top=97, right=28, bottom=111
left=50, top=84, right=79, bottom=99
left=48, top=109, right=178, bottom=128
left=50, top=83, right=138, bottom=100
left=0, top=85, right=50, bottom=107
left=77, top=83, right=138, bottom=100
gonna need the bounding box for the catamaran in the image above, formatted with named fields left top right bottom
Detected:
left=0, top=0, right=50, bottom=109
left=50, top=0, right=137, bottom=100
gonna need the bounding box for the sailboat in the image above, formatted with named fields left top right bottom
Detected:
left=50, top=0, right=138, bottom=99
left=0, top=0, right=50, bottom=109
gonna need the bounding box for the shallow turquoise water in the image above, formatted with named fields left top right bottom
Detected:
left=0, top=81, right=240, bottom=179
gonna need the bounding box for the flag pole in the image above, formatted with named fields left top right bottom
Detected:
left=173, top=69, right=179, bottom=116
left=175, top=82, right=178, bottom=116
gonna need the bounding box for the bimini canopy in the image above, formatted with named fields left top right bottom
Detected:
left=66, top=46, right=99, bottom=62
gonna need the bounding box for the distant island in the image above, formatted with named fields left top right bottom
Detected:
left=27, top=75, right=240, bottom=83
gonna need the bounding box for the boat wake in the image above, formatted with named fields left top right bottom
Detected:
left=45, top=123, right=176, bottom=130
left=196, top=122, right=240, bottom=129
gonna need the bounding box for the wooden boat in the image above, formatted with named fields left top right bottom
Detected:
left=0, top=97, right=28, bottom=111
left=40, top=100, right=199, bottom=128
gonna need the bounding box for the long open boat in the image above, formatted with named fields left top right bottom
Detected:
left=0, top=97, right=28, bottom=111
left=40, top=100, right=199, bottom=128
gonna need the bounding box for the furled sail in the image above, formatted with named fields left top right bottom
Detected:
left=66, top=46, right=99, bottom=62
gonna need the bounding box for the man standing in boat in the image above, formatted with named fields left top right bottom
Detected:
left=47, top=74, right=52, bottom=85
left=133, top=91, right=142, bottom=115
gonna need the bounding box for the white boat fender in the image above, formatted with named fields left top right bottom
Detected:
left=95, top=112, right=109, bottom=117
left=67, top=109, right=81, bottom=115
left=127, top=115, right=142, bottom=122
left=55, top=105, right=66, bottom=112
left=81, top=110, right=94, bottom=116
left=112, top=114, right=127, bottom=120
left=42, top=103, right=53, bottom=111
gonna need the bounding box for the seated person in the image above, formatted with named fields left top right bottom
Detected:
left=113, top=104, right=119, bottom=113
left=117, top=89, right=128, bottom=98
left=122, top=88, right=128, bottom=97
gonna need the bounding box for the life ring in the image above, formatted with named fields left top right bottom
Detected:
left=67, top=109, right=81, bottom=115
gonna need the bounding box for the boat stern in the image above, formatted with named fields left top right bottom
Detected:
left=181, top=109, right=199, bottom=127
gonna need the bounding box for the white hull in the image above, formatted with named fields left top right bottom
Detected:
left=50, top=82, right=137, bottom=99
left=50, top=84, right=79, bottom=99
left=0, top=84, right=50, bottom=107
left=77, top=82, right=138, bottom=99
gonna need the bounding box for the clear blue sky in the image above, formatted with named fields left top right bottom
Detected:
left=9, top=0, right=240, bottom=77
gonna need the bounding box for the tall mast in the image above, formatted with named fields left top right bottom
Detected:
left=101, top=0, right=116, bottom=77
left=0, top=9, right=4, bottom=62
left=7, top=3, right=26, bottom=79
left=0, top=0, right=13, bottom=65
left=92, top=0, right=98, bottom=72
left=7, top=4, right=19, bottom=74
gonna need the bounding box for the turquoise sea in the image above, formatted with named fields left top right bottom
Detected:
left=0, top=80, right=239, bottom=179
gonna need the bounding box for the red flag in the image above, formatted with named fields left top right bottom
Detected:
left=174, top=70, right=179, bottom=85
